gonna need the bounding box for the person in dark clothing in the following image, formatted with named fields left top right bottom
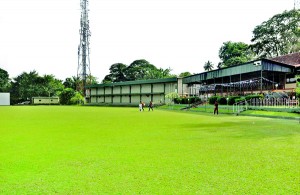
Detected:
left=148, top=101, right=153, bottom=111
left=214, top=100, right=218, bottom=115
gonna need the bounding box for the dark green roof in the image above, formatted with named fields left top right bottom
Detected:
left=86, top=77, right=177, bottom=88
left=183, top=59, right=295, bottom=84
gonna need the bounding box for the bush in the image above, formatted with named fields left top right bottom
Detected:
left=181, top=98, right=188, bottom=104
left=217, top=97, right=227, bottom=105
left=189, top=96, right=201, bottom=104
left=59, top=88, right=76, bottom=105
left=173, top=97, right=201, bottom=104
left=235, top=97, right=246, bottom=103
left=70, top=92, right=84, bottom=105
left=209, top=96, right=219, bottom=104
left=245, top=94, right=263, bottom=100
left=227, top=96, right=240, bottom=105
left=174, top=98, right=181, bottom=104
left=296, top=88, right=300, bottom=99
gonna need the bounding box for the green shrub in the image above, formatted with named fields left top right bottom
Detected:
left=70, top=92, right=84, bottom=105
left=59, top=88, right=76, bottom=105
left=235, top=97, right=246, bottom=103
left=245, top=94, right=263, bottom=100
left=296, top=88, right=300, bottom=99
left=181, top=98, right=188, bottom=104
left=209, top=96, right=219, bottom=104
left=189, top=96, right=201, bottom=104
left=218, top=97, right=227, bottom=105
left=227, top=96, right=239, bottom=105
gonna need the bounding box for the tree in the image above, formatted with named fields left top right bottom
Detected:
left=102, top=63, right=128, bottom=83
left=42, top=74, right=64, bottom=96
left=0, top=68, right=10, bottom=92
left=63, top=76, right=78, bottom=90
left=179, top=72, right=192, bottom=77
left=203, top=61, right=214, bottom=71
left=165, top=92, right=180, bottom=105
left=70, top=91, right=84, bottom=105
left=296, top=75, right=300, bottom=98
left=59, top=88, right=76, bottom=105
left=218, top=41, right=253, bottom=67
left=250, top=9, right=300, bottom=58
left=125, top=59, right=157, bottom=80
left=10, top=71, right=63, bottom=104
left=102, top=59, right=175, bottom=83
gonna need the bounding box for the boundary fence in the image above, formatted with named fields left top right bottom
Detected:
left=233, top=98, right=299, bottom=114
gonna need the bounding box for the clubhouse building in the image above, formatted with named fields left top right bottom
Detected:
left=86, top=52, right=300, bottom=105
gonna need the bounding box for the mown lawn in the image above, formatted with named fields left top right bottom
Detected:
left=0, top=106, right=299, bottom=194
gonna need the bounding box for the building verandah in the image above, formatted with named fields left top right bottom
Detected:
left=184, top=59, right=297, bottom=98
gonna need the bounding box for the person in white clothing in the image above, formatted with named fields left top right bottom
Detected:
left=139, top=101, right=143, bottom=111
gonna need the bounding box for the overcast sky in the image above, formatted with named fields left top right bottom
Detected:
left=0, top=0, right=295, bottom=82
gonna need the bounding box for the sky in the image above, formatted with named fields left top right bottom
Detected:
left=0, top=0, right=295, bottom=82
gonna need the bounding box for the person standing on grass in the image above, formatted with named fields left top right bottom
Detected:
left=139, top=101, right=143, bottom=112
left=148, top=101, right=154, bottom=111
left=214, top=100, right=218, bottom=115
left=142, top=101, right=145, bottom=111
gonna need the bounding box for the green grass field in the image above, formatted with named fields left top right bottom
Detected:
left=0, top=106, right=299, bottom=194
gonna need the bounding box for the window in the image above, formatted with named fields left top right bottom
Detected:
left=286, top=78, right=296, bottom=83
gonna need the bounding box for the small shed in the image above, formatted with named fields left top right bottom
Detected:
left=32, top=97, right=59, bottom=105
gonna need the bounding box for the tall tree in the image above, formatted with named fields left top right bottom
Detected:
left=10, top=71, right=63, bottom=104
left=250, top=9, right=300, bottom=58
left=102, top=59, right=174, bottom=83
left=218, top=41, right=253, bottom=67
left=179, top=72, right=192, bottom=77
left=125, top=59, right=157, bottom=81
left=203, top=61, right=214, bottom=71
left=63, top=76, right=78, bottom=90
left=0, top=68, right=10, bottom=92
left=102, top=63, right=128, bottom=83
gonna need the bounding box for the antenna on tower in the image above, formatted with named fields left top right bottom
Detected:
left=77, top=0, right=91, bottom=96
left=295, top=0, right=300, bottom=9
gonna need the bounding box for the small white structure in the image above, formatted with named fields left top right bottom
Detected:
left=0, top=93, right=10, bottom=105
left=32, top=97, right=59, bottom=105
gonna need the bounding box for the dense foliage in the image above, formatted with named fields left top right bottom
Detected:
left=10, top=71, right=64, bottom=104
left=174, top=96, right=201, bottom=104
left=218, top=41, right=254, bottom=68
left=203, top=61, right=214, bottom=71
left=102, top=59, right=175, bottom=83
left=0, top=68, right=89, bottom=105
left=178, top=72, right=192, bottom=77
left=0, top=68, right=10, bottom=92
left=297, top=75, right=300, bottom=98
left=250, top=9, right=300, bottom=58
left=59, top=88, right=76, bottom=105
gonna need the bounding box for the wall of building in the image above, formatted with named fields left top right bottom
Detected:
left=32, top=97, right=59, bottom=104
left=87, top=78, right=179, bottom=105
left=0, top=93, right=10, bottom=105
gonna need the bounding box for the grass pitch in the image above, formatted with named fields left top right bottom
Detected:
left=0, top=106, right=299, bottom=194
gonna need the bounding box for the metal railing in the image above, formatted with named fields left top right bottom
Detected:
left=233, top=98, right=299, bottom=115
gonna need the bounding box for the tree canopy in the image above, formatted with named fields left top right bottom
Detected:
left=218, top=41, right=253, bottom=68
left=0, top=68, right=10, bottom=92
left=250, top=9, right=300, bottom=58
left=10, top=71, right=64, bottom=104
left=203, top=61, right=214, bottom=71
left=102, top=59, right=175, bottom=83
left=178, top=72, right=192, bottom=77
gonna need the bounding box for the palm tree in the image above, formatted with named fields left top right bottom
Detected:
left=203, top=61, right=214, bottom=71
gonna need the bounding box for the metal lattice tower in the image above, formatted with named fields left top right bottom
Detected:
left=77, top=0, right=91, bottom=95
left=295, top=0, right=300, bottom=9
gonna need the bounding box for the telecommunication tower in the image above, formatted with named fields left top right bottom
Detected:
left=77, top=0, right=91, bottom=95
left=295, top=0, right=300, bottom=9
